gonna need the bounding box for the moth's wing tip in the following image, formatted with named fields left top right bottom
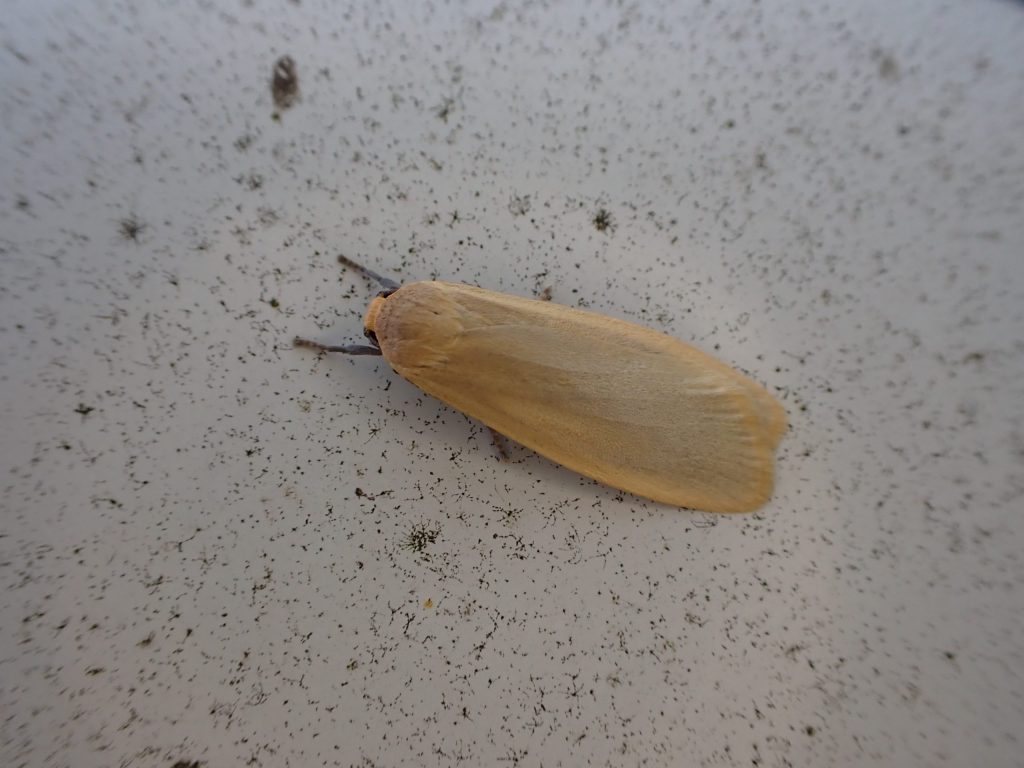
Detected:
left=681, top=389, right=785, bottom=514
left=763, top=394, right=789, bottom=446
left=684, top=470, right=776, bottom=513
left=715, top=470, right=778, bottom=513
left=742, top=380, right=788, bottom=448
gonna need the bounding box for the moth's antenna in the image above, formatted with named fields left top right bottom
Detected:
left=293, top=256, right=397, bottom=356
left=338, top=254, right=401, bottom=291
left=293, top=337, right=382, bottom=356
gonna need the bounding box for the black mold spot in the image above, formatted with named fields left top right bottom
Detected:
left=119, top=216, right=145, bottom=241
left=593, top=208, right=614, bottom=233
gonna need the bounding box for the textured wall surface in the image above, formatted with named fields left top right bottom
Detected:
left=2, top=1, right=1023, bottom=766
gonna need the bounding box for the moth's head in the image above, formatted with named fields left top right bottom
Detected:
left=359, top=282, right=461, bottom=372
left=362, top=289, right=394, bottom=346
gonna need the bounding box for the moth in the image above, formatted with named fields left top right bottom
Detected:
left=296, top=257, right=786, bottom=513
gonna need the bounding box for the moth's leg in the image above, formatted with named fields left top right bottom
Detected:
left=338, top=254, right=401, bottom=291
left=488, top=427, right=510, bottom=460
left=293, top=337, right=382, bottom=355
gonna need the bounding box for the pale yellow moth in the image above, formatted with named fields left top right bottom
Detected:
left=296, top=256, right=786, bottom=513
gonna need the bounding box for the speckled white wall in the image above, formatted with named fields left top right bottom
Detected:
left=2, top=1, right=1023, bottom=766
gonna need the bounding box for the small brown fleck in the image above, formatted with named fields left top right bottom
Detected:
left=875, top=49, right=900, bottom=81
left=271, top=55, right=300, bottom=112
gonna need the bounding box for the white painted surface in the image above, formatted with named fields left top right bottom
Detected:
left=2, top=1, right=1023, bottom=766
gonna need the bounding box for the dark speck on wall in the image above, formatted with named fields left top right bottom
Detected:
left=874, top=48, right=900, bottom=81
left=435, top=96, right=455, bottom=123
left=271, top=54, right=299, bottom=113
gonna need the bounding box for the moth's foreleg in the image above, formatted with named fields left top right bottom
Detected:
left=488, top=427, right=510, bottom=460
